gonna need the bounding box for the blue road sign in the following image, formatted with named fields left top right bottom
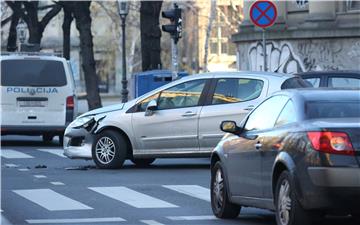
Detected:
left=250, top=1, right=277, bottom=28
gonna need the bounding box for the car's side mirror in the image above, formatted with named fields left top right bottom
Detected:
left=220, top=120, right=241, bottom=134
left=145, top=100, right=157, bottom=116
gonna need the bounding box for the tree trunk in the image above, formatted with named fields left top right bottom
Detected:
left=7, top=13, right=20, bottom=52
left=72, top=1, right=102, bottom=110
left=140, top=1, right=162, bottom=71
left=203, top=0, right=217, bottom=72
left=62, top=6, right=73, bottom=60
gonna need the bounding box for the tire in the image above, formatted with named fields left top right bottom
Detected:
left=275, top=171, right=311, bottom=225
left=92, top=130, right=127, bottom=169
left=211, top=161, right=241, bottom=219
left=42, top=134, right=53, bottom=143
left=131, top=158, right=156, bottom=167
left=58, top=135, right=64, bottom=146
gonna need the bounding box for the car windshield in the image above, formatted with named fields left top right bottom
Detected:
left=1, top=59, right=67, bottom=87
left=306, top=101, right=360, bottom=119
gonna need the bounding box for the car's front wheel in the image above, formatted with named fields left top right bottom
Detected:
left=131, top=158, right=156, bottom=167
left=211, top=161, right=241, bottom=219
left=275, top=171, right=311, bottom=225
left=92, top=130, right=127, bottom=169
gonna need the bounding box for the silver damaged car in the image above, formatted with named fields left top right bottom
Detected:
left=63, top=71, right=310, bottom=169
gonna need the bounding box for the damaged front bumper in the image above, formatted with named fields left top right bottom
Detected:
left=63, top=116, right=105, bottom=159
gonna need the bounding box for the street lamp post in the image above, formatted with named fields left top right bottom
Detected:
left=117, top=1, right=129, bottom=103
left=16, top=19, right=27, bottom=51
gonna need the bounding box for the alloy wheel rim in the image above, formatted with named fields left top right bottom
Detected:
left=212, top=168, right=224, bottom=211
left=278, top=179, right=292, bottom=225
left=95, top=137, right=115, bottom=164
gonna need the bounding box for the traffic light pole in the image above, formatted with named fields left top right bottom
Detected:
left=171, top=38, right=178, bottom=80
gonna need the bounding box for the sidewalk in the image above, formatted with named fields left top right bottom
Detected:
left=77, top=95, right=124, bottom=115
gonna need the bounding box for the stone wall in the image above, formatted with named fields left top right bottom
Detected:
left=237, top=38, right=360, bottom=73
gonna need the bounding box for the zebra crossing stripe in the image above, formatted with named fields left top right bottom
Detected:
left=26, top=217, right=126, bottom=224
left=162, top=185, right=210, bottom=202
left=140, top=220, right=165, bottom=225
left=1, top=150, right=33, bottom=159
left=89, top=186, right=178, bottom=208
left=167, top=215, right=218, bottom=221
left=13, top=189, right=92, bottom=211
left=37, top=149, right=66, bottom=158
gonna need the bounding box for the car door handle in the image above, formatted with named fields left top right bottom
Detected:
left=255, top=143, right=262, bottom=150
left=182, top=111, right=197, bottom=117
left=244, top=105, right=255, bottom=111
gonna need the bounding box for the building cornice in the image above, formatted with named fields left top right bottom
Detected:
left=232, top=25, right=360, bottom=43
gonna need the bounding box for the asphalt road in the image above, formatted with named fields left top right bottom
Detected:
left=1, top=136, right=358, bottom=225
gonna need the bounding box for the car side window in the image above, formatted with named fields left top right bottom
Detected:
left=245, top=96, right=289, bottom=131
left=304, top=78, right=320, bottom=87
left=328, top=77, right=360, bottom=88
left=211, top=78, right=264, bottom=105
left=136, top=93, right=160, bottom=112
left=275, top=100, right=296, bottom=127
left=157, top=79, right=206, bottom=110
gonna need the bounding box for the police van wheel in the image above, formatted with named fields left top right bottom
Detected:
left=42, top=134, right=53, bottom=143
left=59, top=135, right=64, bottom=146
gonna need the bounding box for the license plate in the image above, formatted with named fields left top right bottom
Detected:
left=18, top=101, right=46, bottom=107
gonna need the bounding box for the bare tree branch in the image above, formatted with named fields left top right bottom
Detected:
left=1, top=15, right=12, bottom=26
left=40, top=4, right=61, bottom=29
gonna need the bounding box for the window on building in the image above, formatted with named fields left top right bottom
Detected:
left=346, top=0, right=360, bottom=11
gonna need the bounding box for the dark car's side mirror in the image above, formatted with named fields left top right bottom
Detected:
left=145, top=100, right=157, bottom=116
left=220, top=120, right=241, bottom=134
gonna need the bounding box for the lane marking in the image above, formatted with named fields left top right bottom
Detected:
left=50, top=182, right=65, bottom=186
left=89, top=186, right=178, bottom=208
left=37, top=149, right=66, bottom=158
left=1, top=150, right=33, bottom=159
left=163, top=185, right=210, bottom=202
left=140, top=220, right=165, bottom=225
left=34, top=175, right=47, bottom=179
left=5, top=163, right=19, bottom=168
left=13, top=189, right=92, bottom=211
left=18, top=168, right=30, bottom=172
left=26, top=217, right=126, bottom=224
left=167, top=215, right=218, bottom=221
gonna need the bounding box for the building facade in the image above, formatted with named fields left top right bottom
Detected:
left=232, top=0, right=360, bottom=73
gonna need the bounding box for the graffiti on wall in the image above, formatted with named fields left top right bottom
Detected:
left=297, top=40, right=348, bottom=71
left=248, top=41, right=305, bottom=73
left=348, top=41, right=360, bottom=59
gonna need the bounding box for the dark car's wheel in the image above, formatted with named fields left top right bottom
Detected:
left=92, top=130, right=127, bottom=169
left=131, top=158, right=156, bottom=167
left=211, top=161, right=241, bottom=219
left=275, top=171, right=311, bottom=225
left=42, top=134, right=53, bottom=143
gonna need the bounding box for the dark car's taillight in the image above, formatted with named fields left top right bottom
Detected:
left=66, top=96, right=74, bottom=109
left=307, top=131, right=355, bottom=156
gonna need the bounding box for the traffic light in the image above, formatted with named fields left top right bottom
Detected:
left=162, top=3, right=182, bottom=44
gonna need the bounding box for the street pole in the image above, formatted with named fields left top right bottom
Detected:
left=171, top=38, right=178, bottom=80
left=121, top=16, right=128, bottom=103
left=263, top=29, right=267, bottom=72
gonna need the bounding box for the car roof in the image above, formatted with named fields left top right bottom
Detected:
left=0, top=53, right=65, bottom=62
left=178, top=71, right=295, bottom=81
left=275, top=88, right=360, bottom=102
left=296, top=70, right=360, bottom=77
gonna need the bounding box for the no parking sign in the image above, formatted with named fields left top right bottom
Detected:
left=250, top=0, right=277, bottom=28
left=249, top=1, right=277, bottom=71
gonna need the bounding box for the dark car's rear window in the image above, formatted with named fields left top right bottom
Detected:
left=306, top=101, right=360, bottom=119
left=1, top=59, right=67, bottom=86
left=281, top=77, right=312, bottom=89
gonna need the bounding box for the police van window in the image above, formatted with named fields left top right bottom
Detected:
left=1, top=60, right=67, bottom=86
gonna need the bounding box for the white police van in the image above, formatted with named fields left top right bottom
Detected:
left=1, top=53, right=77, bottom=144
